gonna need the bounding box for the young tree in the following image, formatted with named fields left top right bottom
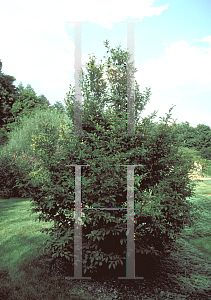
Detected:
left=27, top=40, right=199, bottom=278
left=64, top=39, right=151, bottom=136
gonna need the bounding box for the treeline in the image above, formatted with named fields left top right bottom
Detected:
left=149, top=121, right=211, bottom=161
left=1, top=58, right=211, bottom=161
left=0, top=59, right=67, bottom=148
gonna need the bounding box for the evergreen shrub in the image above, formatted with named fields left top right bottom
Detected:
left=9, top=40, right=200, bottom=277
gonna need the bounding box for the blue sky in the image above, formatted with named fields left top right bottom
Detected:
left=0, top=0, right=211, bottom=129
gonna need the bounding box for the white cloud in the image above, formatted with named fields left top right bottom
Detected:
left=135, top=37, right=211, bottom=126
left=201, top=36, right=211, bottom=45
left=136, top=39, right=211, bottom=92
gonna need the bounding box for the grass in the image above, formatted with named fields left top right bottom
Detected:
left=0, top=196, right=97, bottom=300
left=0, top=175, right=211, bottom=299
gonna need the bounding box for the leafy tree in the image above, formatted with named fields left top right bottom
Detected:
left=5, top=82, right=48, bottom=132
left=36, top=95, right=68, bottom=117
left=50, top=100, right=68, bottom=117
left=0, top=59, right=57, bottom=148
left=37, top=93, right=51, bottom=107
left=194, top=124, right=211, bottom=158
left=171, top=122, right=211, bottom=161
left=162, top=121, right=187, bottom=145
left=24, top=40, right=199, bottom=278
left=64, top=41, right=151, bottom=136
left=4, top=83, right=69, bottom=139
left=0, top=59, right=20, bottom=146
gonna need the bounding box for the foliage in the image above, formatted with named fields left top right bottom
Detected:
left=0, top=60, right=71, bottom=199
left=0, top=108, right=73, bottom=199
left=64, top=39, right=150, bottom=135
left=19, top=40, right=201, bottom=277
left=170, top=121, right=211, bottom=160
left=4, top=82, right=51, bottom=133
left=0, top=155, right=16, bottom=198
left=0, top=59, right=20, bottom=146
left=0, top=127, right=9, bottom=148
left=0, top=84, right=72, bottom=199
left=50, top=100, right=68, bottom=118
left=0, top=59, right=59, bottom=148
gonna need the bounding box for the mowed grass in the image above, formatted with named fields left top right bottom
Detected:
left=0, top=177, right=211, bottom=299
left=0, top=197, right=97, bottom=300
left=182, top=179, right=211, bottom=262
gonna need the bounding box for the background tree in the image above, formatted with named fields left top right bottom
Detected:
left=169, top=122, right=211, bottom=161
left=49, top=100, right=68, bottom=118
left=151, top=120, right=211, bottom=162
left=37, top=93, right=51, bottom=107
left=5, top=82, right=50, bottom=133
left=0, top=78, right=66, bottom=150
left=194, top=124, right=211, bottom=159
left=0, top=59, right=20, bottom=146
left=0, top=107, right=73, bottom=199
left=0, top=61, right=71, bottom=198
left=0, top=58, right=68, bottom=148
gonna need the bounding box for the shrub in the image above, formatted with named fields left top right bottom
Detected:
left=23, top=40, right=200, bottom=277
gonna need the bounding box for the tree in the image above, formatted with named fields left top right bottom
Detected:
left=0, top=59, right=57, bottom=149
left=4, top=82, right=69, bottom=138
left=27, top=40, right=199, bottom=278
left=37, top=94, right=51, bottom=107
left=171, top=122, right=211, bottom=161
left=194, top=124, right=211, bottom=159
left=0, top=59, right=20, bottom=146
left=64, top=40, right=151, bottom=135
left=50, top=100, right=68, bottom=117
left=4, top=82, right=47, bottom=132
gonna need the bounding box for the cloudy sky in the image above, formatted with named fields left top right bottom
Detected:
left=0, top=0, right=211, bottom=129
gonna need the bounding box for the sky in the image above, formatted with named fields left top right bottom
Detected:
left=0, top=0, right=211, bottom=129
